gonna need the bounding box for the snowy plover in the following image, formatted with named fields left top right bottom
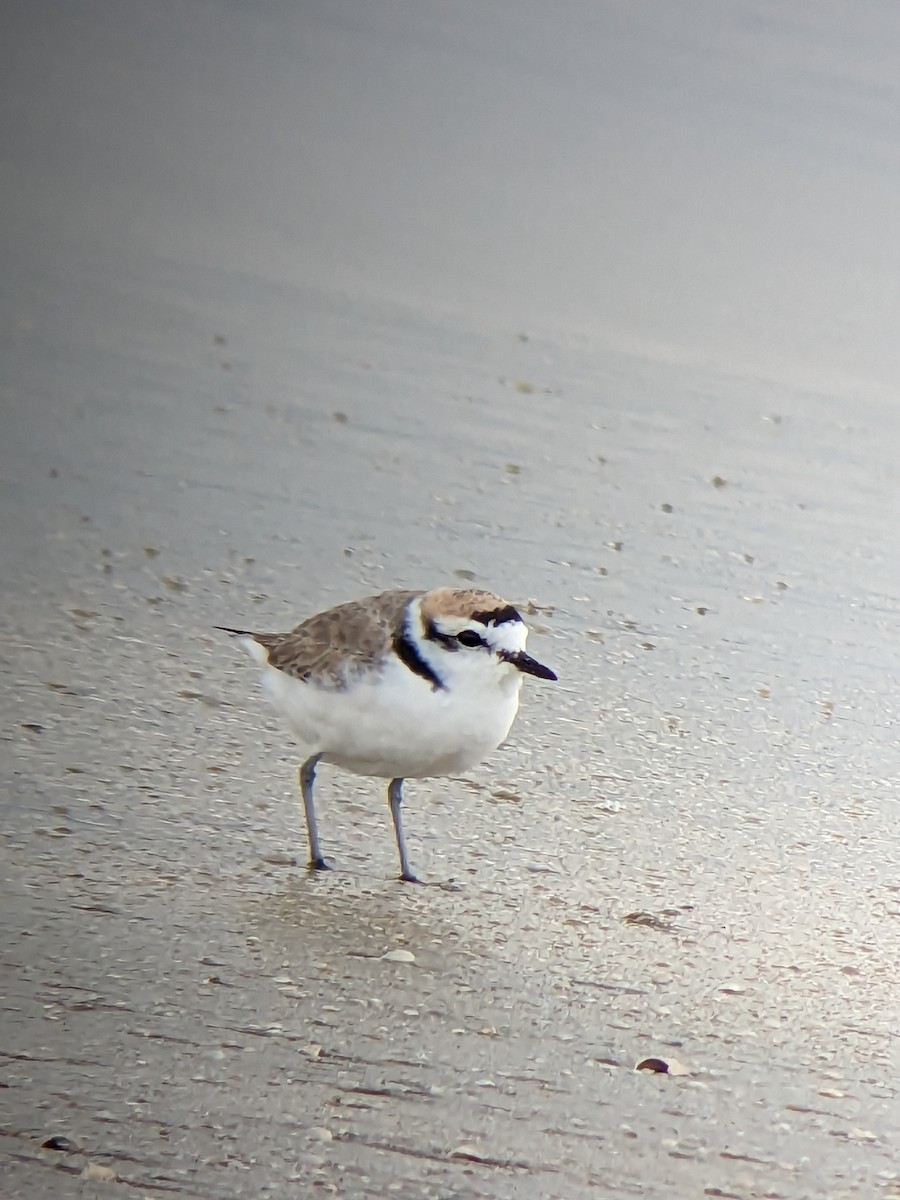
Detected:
left=217, top=587, right=556, bottom=881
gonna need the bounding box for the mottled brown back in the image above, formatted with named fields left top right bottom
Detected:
left=248, top=589, right=423, bottom=685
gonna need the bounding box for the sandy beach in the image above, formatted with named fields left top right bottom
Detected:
left=2, top=3, right=900, bottom=1196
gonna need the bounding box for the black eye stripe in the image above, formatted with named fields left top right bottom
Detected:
left=424, top=620, right=488, bottom=651
left=424, top=619, right=458, bottom=650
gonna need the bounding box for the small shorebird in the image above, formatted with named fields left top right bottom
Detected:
left=217, top=586, right=556, bottom=881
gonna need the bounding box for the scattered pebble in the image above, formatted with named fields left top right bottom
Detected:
left=848, top=1128, right=877, bottom=1142
left=635, top=1056, right=691, bottom=1076
left=41, top=1135, right=75, bottom=1152
left=80, top=1163, right=117, bottom=1182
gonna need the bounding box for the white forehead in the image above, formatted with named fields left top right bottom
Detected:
left=487, top=618, right=528, bottom=653
left=435, top=613, right=528, bottom=653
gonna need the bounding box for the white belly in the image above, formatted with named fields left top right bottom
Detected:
left=258, top=654, right=522, bottom=778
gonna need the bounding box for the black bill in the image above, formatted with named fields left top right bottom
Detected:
left=501, top=649, right=558, bottom=681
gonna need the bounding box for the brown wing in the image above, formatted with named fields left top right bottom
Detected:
left=251, top=589, right=423, bottom=685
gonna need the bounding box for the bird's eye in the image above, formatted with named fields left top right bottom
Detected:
left=456, top=629, right=484, bottom=648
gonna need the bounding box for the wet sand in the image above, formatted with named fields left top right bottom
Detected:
left=2, top=3, right=900, bottom=1197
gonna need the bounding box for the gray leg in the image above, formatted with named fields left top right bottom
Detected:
left=298, top=755, right=329, bottom=871
left=388, top=778, right=420, bottom=883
